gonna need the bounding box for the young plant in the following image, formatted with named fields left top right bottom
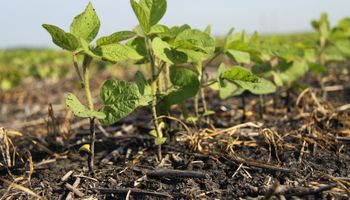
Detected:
left=43, top=3, right=146, bottom=172
left=209, top=30, right=276, bottom=118
left=42, top=3, right=106, bottom=173
left=127, top=0, right=216, bottom=158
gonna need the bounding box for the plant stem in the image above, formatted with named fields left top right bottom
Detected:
left=72, top=54, right=83, bottom=83
left=241, top=94, right=246, bottom=122
left=319, top=36, right=327, bottom=99
left=194, top=94, right=199, bottom=117
left=145, top=37, right=162, bottom=161
left=82, top=55, right=95, bottom=173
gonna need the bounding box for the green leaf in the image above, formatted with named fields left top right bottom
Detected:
left=223, top=28, right=235, bottom=52
left=149, top=129, right=158, bottom=137
left=135, top=71, right=152, bottom=106
left=278, top=60, right=308, bottom=86
left=149, top=24, right=173, bottom=38
left=65, top=93, right=106, bottom=119
left=126, top=37, right=148, bottom=60
left=309, top=62, right=326, bottom=75
left=70, top=2, right=100, bottom=42
left=204, top=25, right=212, bottom=34
left=159, top=66, right=200, bottom=110
left=130, top=0, right=167, bottom=34
left=152, top=37, right=174, bottom=64
left=155, top=137, right=167, bottom=145
left=100, top=80, right=141, bottom=125
left=94, top=43, right=143, bottom=62
left=219, top=81, right=239, bottom=99
left=96, top=31, right=136, bottom=46
left=251, top=63, right=273, bottom=78
left=152, top=37, right=188, bottom=64
left=174, top=29, right=215, bottom=54
left=234, top=78, right=276, bottom=95
left=324, top=46, right=346, bottom=62
left=223, top=66, right=259, bottom=83
left=338, top=18, right=350, bottom=31
left=42, top=24, right=79, bottom=51
left=80, top=38, right=99, bottom=58
left=335, top=40, right=350, bottom=56
left=170, top=66, right=199, bottom=87
left=226, top=49, right=251, bottom=64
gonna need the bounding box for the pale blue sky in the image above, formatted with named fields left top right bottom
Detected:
left=1, top=0, right=349, bottom=48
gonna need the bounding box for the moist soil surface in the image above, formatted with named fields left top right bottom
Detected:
left=1, top=69, right=350, bottom=199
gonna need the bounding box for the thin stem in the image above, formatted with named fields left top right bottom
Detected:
left=241, top=94, right=246, bottom=122
left=72, top=54, right=83, bottom=83
left=88, top=117, right=95, bottom=173
left=203, top=51, right=221, bottom=70
left=194, top=94, right=199, bottom=117
left=82, top=55, right=95, bottom=173
left=145, top=37, right=162, bottom=161
left=83, top=56, right=93, bottom=111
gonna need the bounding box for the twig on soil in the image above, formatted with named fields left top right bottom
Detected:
left=146, top=169, right=205, bottom=179
left=231, top=163, right=243, bottom=178
left=65, top=173, right=84, bottom=199
left=0, top=177, right=43, bottom=199
left=73, top=174, right=98, bottom=182
left=283, top=184, right=337, bottom=197
left=34, top=158, right=57, bottom=168
left=65, top=182, right=84, bottom=199
left=93, top=187, right=173, bottom=199
left=210, top=122, right=262, bottom=136
left=61, top=170, right=74, bottom=182
left=221, top=154, right=294, bottom=173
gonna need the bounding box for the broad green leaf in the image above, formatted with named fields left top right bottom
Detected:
left=155, top=137, right=167, bottom=145
left=335, top=40, right=350, bottom=56
left=65, top=93, right=106, bottom=119
left=309, top=62, right=326, bottom=74
left=140, top=0, right=167, bottom=27
left=219, top=81, right=239, bottom=99
left=96, top=31, right=136, bottom=46
left=94, top=43, right=143, bottom=62
left=251, top=63, right=273, bottom=78
left=152, top=37, right=188, bottom=64
left=126, top=37, right=148, bottom=60
left=325, top=46, right=346, bottom=62
left=100, top=80, right=140, bottom=125
left=42, top=24, right=79, bottom=51
left=279, top=60, right=308, bottom=86
left=338, top=18, right=350, bottom=31
left=234, top=78, right=276, bottom=95
left=130, top=0, right=167, bottom=33
left=170, top=66, right=199, bottom=87
left=135, top=71, right=152, bottom=106
left=170, top=24, right=191, bottom=36
left=223, top=66, right=259, bottom=83
left=149, top=24, right=173, bottom=38
left=152, top=37, right=174, bottom=64
left=70, top=2, right=100, bottom=42
left=227, top=49, right=251, bottom=64
left=159, top=66, right=200, bottom=110
left=174, top=29, right=215, bottom=54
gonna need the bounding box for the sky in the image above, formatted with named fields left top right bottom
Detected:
left=0, top=0, right=349, bottom=48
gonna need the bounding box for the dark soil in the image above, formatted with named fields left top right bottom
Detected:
left=1, top=68, right=350, bottom=199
